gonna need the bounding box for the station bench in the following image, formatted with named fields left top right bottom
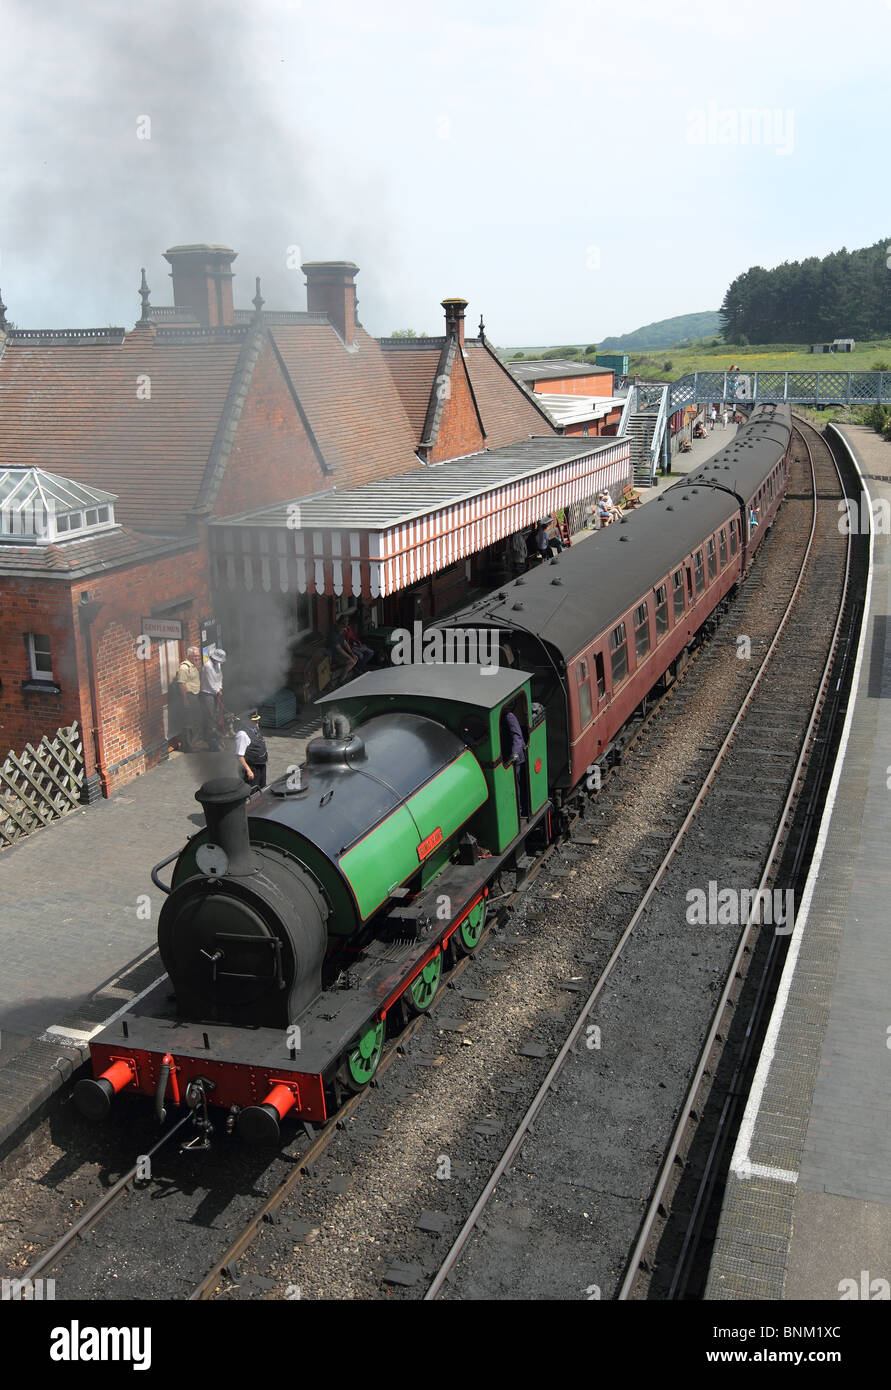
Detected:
left=621, top=483, right=643, bottom=509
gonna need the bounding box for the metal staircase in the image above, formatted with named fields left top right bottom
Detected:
left=626, top=411, right=659, bottom=486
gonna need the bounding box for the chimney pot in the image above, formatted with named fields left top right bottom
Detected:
left=302, top=261, right=359, bottom=344
left=442, top=297, right=468, bottom=349
left=163, top=244, right=237, bottom=327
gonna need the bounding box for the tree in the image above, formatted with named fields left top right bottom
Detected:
left=390, top=328, right=417, bottom=338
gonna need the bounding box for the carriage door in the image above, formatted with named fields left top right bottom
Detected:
left=500, top=692, right=531, bottom=825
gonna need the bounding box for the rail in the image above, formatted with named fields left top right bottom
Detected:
left=424, top=434, right=836, bottom=1300
left=618, top=418, right=853, bottom=1298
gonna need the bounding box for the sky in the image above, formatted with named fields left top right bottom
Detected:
left=2, top=0, right=889, bottom=346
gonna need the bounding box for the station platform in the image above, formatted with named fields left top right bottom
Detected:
left=0, top=422, right=733, bottom=1152
left=0, top=724, right=318, bottom=1148
left=706, top=422, right=891, bottom=1300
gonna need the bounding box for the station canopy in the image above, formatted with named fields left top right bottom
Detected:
left=209, top=435, right=631, bottom=600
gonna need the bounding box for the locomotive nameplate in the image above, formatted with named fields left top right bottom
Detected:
left=416, top=827, right=443, bottom=862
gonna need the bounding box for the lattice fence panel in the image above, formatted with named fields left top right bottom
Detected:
left=0, top=722, right=84, bottom=848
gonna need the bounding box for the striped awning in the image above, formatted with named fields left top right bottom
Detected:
left=209, top=436, right=632, bottom=600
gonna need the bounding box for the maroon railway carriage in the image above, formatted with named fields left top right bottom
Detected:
left=442, top=404, right=792, bottom=792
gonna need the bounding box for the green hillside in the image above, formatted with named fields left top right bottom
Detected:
left=599, top=311, right=722, bottom=350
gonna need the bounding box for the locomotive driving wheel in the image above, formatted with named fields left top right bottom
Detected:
left=342, top=1019, right=384, bottom=1091
left=455, top=898, right=486, bottom=955
left=403, top=951, right=442, bottom=1014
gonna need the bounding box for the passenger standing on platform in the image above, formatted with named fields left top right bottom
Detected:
left=199, top=646, right=226, bottom=751
left=710, top=406, right=718, bottom=430
left=234, top=710, right=268, bottom=792
left=510, top=530, right=528, bottom=571
left=722, top=408, right=730, bottom=429
left=175, top=646, right=202, bottom=751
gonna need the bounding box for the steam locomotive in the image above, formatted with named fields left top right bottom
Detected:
left=74, top=405, right=793, bottom=1143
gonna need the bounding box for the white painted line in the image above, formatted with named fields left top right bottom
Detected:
left=730, top=430, right=873, bottom=1183
left=43, top=1025, right=98, bottom=1045
left=40, top=973, right=169, bottom=1050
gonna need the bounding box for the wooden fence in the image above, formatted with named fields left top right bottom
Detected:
left=0, top=722, right=85, bottom=848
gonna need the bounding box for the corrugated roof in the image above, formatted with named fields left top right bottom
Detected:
left=211, top=435, right=625, bottom=531
left=509, top=359, right=612, bottom=382
left=535, top=394, right=625, bottom=427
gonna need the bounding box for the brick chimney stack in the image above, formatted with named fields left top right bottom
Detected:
left=163, top=244, right=237, bottom=327
left=442, top=297, right=468, bottom=349
left=302, top=261, right=359, bottom=344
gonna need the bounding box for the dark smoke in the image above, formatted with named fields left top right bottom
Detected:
left=3, top=0, right=397, bottom=328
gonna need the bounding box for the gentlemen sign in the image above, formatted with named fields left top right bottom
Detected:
left=141, top=617, right=183, bottom=641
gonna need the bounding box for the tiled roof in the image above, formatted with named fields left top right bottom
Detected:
left=269, top=324, right=422, bottom=487
left=0, top=525, right=193, bottom=578
left=380, top=340, right=449, bottom=438
left=0, top=328, right=248, bottom=532
left=381, top=336, right=556, bottom=451
left=463, top=342, right=556, bottom=446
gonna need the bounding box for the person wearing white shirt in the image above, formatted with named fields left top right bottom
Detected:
left=199, top=646, right=226, bottom=751
left=234, top=710, right=268, bottom=791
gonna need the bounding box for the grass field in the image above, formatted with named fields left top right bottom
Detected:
left=499, top=339, right=891, bottom=381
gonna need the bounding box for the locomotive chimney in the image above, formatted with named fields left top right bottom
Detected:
left=195, top=778, right=258, bottom=876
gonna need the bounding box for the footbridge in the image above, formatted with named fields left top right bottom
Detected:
left=622, top=370, right=891, bottom=483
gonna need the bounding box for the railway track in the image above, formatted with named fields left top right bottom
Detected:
left=7, top=420, right=857, bottom=1302
left=421, top=418, right=855, bottom=1300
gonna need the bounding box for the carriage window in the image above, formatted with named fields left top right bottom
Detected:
left=719, top=529, right=727, bottom=567
left=594, top=651, right=605, bottom=700
left=577, top=659, right=592, bottom=725
left=654, top=584, right=668, bottom=638
left=707, top=537, right=717, bottom=581
left=609, top=622, right=628, bottom=686
left=673, top=569, right=685, bottom=619
left=634, top=602, right=650, bottom=659
left=694, top=550, right=705, bottom=594
left=730, top=520, right=738, bottom=555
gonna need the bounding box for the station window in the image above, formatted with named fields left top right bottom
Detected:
left=694, top=550, right=705, bottom=594
left=27, top=632, right=53, bottom=681
left=654, top=584, right=668, bottom=638
left=577, top=658, right=592, bottom=725
left=672, top=569, right=685, bottom=619
left=634, top=602, right=650, bottom=659
left=609, top=622, right=628, bottom=686
left=730, top=521, right=738, bottom=556
left=594, top=651, right=606, bottom=701
left=707, top=537, right=717, bottom=581
left=719, top=529, right=727, bottom=567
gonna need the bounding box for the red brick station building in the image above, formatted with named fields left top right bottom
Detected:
left=0, top=246, right=631, bottom=799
